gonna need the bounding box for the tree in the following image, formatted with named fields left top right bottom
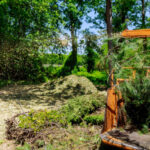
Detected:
left=106, top=0, right=113, bottom=86
left=112, top=0, right=137, bottom=32
left=89, top=0, right=136, bottom=32
left=0, top=0, right=60, bottom=80
left=141, top=0, right=147, bottom=50
left=60, top=0, right=87, bottom=72
left=84, top=31, right=99, bottom=72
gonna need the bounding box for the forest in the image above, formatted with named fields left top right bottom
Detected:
left=0, top=0, right=150, bottom=150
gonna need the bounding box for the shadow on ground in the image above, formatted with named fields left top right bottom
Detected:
left=0, top=75, right=99, bottom=108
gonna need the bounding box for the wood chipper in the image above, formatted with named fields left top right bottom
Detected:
left=100, top=29, right=150, bottom=150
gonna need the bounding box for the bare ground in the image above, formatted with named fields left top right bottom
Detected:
left=0, top=75, right=106, bottom=150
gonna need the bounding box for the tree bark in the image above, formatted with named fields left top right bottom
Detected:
left=141, top=0, right=147, bottom=51
left=142, top=0, right=145, bottom=28
left=106, top=0, right=113, bottom=86
left=70, top=23, right=77, bottom=68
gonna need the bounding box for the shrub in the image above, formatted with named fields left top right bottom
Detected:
left=44, top=65, right=61, bottom=78
left=0, top=80, right=14, bottom=88
left=19, top=110, right=66, bottom=132
left=85, top=47, right=97, bottom=72
left=61, top=95, right=105, bottom=124
left=0, top=49, right=47, bottom=83
left=141, top=124, right=149, bottom=134
left=57, top=52, right=77, bottom=76
left=83, top=114, right=104, bottom=125
left=119, top=76, right=150, bottom=128
left=18, top=95, right=105, bottom=132
left=74, top=71, right=108, bottom=85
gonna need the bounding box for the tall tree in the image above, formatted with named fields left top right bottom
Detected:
left=106, top=0, right=113, bottom=85
left=142, top=0, right=146, bottom=28
left=112, top=0, right=137, bottom=32
left=89, top=0, right=137, bottom=32
left=84, top=30, right=99, bottom=72
left=141, top=0, right=147, bottom=50
left=0, top=0, right=61, bottom=80
left=61, top=0, right=87, bottom=70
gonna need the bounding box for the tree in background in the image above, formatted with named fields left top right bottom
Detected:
left=0, top=0, right=60, bottom=81
left=58, top=0, right=87, bottom=75
left=106, top=0, right=113, bottom=86
left=141, top=0, right=147, bottom=50
left=112, top=0, right=137, bottom=32
left=84, top=30, right=99, bottom=72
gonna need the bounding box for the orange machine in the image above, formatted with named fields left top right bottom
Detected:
left=100, top=29, right=150, bottom=150
left=122, top=29, right=150, bottom=38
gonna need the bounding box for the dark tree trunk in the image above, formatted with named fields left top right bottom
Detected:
left=71, top=23, right=77, bottom=68
left=106, top=0, right=113, bottom=86
left=142, top=0, right=145, bottom=28
left=141, top=0, right=147, bottom=51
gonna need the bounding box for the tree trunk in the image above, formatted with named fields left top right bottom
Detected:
left=141, top=0, right=147, bottom=51
left=106, top=0, right=113, bottom=86
left=71, top=23, right=77, bottom=68
left=142, top=0, right=145, bottom=28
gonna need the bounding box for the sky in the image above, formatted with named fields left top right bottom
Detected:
left=64, top=9, right=150, bottom=54
left=80, top=10, right=150, bottom=34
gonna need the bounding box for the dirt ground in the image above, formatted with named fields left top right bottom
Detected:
left=0, top=75, right=106, bottom=149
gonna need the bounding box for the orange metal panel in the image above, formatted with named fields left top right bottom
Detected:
left=122, top=29, right=150, bottom=38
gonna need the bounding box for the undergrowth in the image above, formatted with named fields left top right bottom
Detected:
left=18, top=94, right=105, bottom=132
left=84, top=114, right=104, bottom=125
left=74, top=71, right=108, bottom=86
left=118, top=75, right=150, bottom=129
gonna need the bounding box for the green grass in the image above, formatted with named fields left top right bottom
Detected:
left=84, top=114, right=104, bottom=125
left=74, top=71, right=108, bottom=85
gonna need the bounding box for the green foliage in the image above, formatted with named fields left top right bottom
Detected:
left=19, top=110, right=66, bottom=132
left=45, top=66, right=61, bottom=78
left=16, top=143, right=31, bottom=150
left=61, top=95, right=105, bottom=124
left=83, top=114, right=104, bottom=125
left=0, top=49, right=47, bottom=82
left=0, top=0, right=60, bottom=82
left=41, top=54, right=67, bottom=65
left=141, top=125, right=149, bottom=134
left=45, top=144, right=54, bottom=150
left=35, top=140, right=45, bottom=148
left=57, top=52, right=78, bottom=76
left=86, top=47, right=97, bottom=72
left=74, top=71, right=108, bottom=85
left=0, top=140, right=4, bottom=145
left=83, top=30, right=100, bottom=72
left=0, top=80, right=14, bottom=88
left=118, top=75, right=150, bottom=128
left=0, top=0, right=59, bottom=41
left=61, top=0, right=87, bottom=30
left=77, top=55, right=85, bottom=66
left=18, top=95, right=105, bottom=132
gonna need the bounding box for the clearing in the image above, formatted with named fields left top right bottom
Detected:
left=0, top=75, right=106, bottom=149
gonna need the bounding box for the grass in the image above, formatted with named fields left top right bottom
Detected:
left=16, top=125, right=102, bottom=150
left=0, top=140, right=4, bottom=145
left=74, top=71, right=108, bottom=86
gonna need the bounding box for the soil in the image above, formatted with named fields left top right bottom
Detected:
left=0, top=75, right=104, bottom=149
